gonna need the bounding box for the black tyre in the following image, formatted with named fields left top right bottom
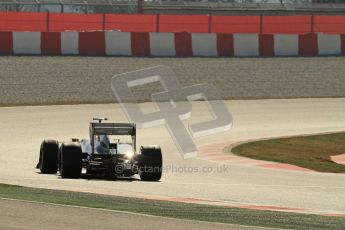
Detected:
left=39, top=140, right=59, bottom=174
left=138, top=145, right=162, bottom=181
left=59, top=143, right=82, bottom=179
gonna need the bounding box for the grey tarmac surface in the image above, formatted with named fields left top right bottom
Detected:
left=0, top=99, right=345, bottom=216
left=0, top=199, right=260, bottom=230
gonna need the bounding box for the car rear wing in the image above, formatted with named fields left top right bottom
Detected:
left=89, top=122, right=137, bottom=153
left=90, top=123, right=136, bottom=136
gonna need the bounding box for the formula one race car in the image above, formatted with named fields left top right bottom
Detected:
left=36, top=118, right=162, bottom=181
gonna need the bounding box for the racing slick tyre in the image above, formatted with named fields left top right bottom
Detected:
left=59, top=143, right=82, bottom=179
left=39, top=140, right=59, bottom=174
left=138, top=145, right=162, bottom=181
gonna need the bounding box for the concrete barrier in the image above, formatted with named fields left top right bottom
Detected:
left=191, top=33, right=217, bottom=56
left=150, top=32, right=175, bottom=56
left=105, top=31, right=131, bottom=56
left=3, top=31, right=345, bottom=57
left=61, top=32, right=78, bottom=55
left=318, top=34, right=341, bottom=55
left=274, top=34, right=299, bottom=56
left=13, top=32, right=41, bottom=54
left=233, top=34, right=259, bottom=57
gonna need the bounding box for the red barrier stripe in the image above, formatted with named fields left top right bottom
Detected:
left=2, top=12, right=345, bottom=34
left=299, top=33, right=318, bottom=56
left=131, top=32, right=150, bottom=56
left=216, top=34, right=233, bottom=57
left=160, top=15, right=209, bottom=33
left=212, top=16, right=260, bottom=34
left=263, top=16, right=311, bottom=34
left=341, top=34, right=345, bottom=55
left=0, top=32, right=13, bottom=54
left=106, top=14, right=157, bottom=32
left=0, top=12, right=46, bottom=32
left=50, top=13, right=103, bottom=32
left=174, top=32, right=192, bottom=57
left=79, top=31, right=105, bottom=56
left=41, top=32, right=61, bottom=55
left=314, top=16, right=345, bottom=34
left=259, top=34, right=274, bottom=57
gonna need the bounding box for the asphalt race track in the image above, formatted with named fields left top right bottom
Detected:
left=0, top=99, right=345, bottom=217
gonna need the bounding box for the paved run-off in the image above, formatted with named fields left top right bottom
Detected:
left=1, top=56, right=345, bottom=105
left=0, top=99, right=344, bottom=216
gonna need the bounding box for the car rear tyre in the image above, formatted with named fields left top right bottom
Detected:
left=138, top=145, right=162, bottom=181
left=39, top=140, right=59, bottom=174
left=59, top=143, right=82, bottom=179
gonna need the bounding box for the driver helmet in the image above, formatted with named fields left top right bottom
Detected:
left=99, top=135, right=110, bottom=148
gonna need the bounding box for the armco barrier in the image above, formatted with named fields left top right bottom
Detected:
left=1, top=31, right=345, bottom=57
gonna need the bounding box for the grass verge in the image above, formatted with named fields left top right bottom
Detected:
left=229, top=132, right=345, bottom=173
left=0, top=183, right=344, bottom=230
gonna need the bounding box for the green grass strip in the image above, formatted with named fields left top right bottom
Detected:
left=0, top=184, right=344, bottom=230
left=229, top=132, right=345, bottom=173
